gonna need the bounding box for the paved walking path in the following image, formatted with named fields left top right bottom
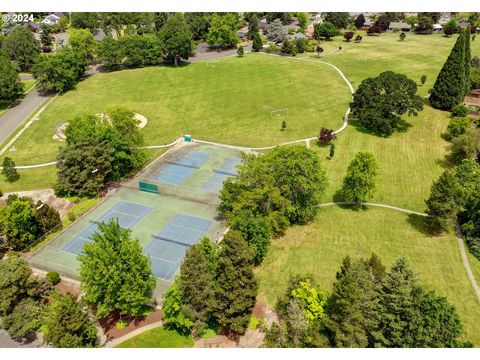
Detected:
left=318, top=201, right=428, bottom=216
left=103, top=320, right=164, bottom=348
left=455, top=221, right=480, bottom=302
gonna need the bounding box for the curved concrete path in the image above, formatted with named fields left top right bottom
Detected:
left=455, top=221, right=480, bottom=302
left=103, top=320, right=164, bottom=348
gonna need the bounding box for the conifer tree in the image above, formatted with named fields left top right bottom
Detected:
left=252, top=32, right=263, bottom=52
left=425, top=170, right=463, bottom=233
left=430, top=30, right=466, bottom=110
left=465, top=30, right=471, bottom=95
left=214, top=230, right=258, bottom=335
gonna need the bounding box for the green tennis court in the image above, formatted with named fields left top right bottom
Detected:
left=29, top=142, right=244, bottom=299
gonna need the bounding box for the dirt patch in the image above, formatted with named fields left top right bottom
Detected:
left=0, top=189, right=73, bottom=219
left=99, top=309, right=163, bottom=341
left=253, top=300, right=278, bottom=327
left=55, top=279, right=81, bottom=297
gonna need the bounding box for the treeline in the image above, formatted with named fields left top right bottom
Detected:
left=265, top=254, right=470, bottom=348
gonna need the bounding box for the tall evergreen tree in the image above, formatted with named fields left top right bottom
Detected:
left=325, top=257, right=381, bottom=347
left=430, top=30, right=466, bottom=110
left=178, top=241, right=217, bottom=335
left=464, top=30, right=471, bottom=95
left=252, top=32, right=263, bottom=52
left=214, top=230, right=258, bottom=335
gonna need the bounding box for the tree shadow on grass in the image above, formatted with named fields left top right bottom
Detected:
left=395, top=118, right=413, bottom=133
left=406, top=213, right=436, bottom=236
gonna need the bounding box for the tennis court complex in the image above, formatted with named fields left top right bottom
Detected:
left=29, top=142, right=243, bottom=299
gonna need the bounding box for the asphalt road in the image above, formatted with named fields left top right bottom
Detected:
left=0, top=329, right=41, bottom=348
left=0, top=90, right=50, bottom=147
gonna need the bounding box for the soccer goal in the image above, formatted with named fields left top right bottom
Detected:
left=271, top=108, right=289, bottom=119
left=206, top=60, right=219, bottom=68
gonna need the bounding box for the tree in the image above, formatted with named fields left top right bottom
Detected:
left=247, top=14, right=259, bottom=39
left=118, top=35, right=146, bottom=68
left=44, top=293, right=98, bottom=348
left=2, top=157, right=19, bottom=182
left=367, top=24, right=382, bottom=35
left=355, top=14, right=366, bottom=28
left=324, top=257, right=382, bottom=347
left=446, top=116, right=471, bottom=139
left=185, top=12, right=211, bottom=40
left=314, top=21, right=338, bottom=40
left=0, top=255, right=34, bottom=316
left=237, top=46, right=244, bottom=57
left=430, top=30, right=467, bottom=110
left=355, top=34, right=363, bottom=42
left=443, top=19, right=458, bottom=36
left=399, top=32, right=406, bottom=41
left=214, top=231, right=258, bottom=335
left=449, top=128, right=480, bottom=164
left=71, top=12, right=98, bottom=32
left=374, top=14, right=390, bottom=32
left=267, top=19, right=286, bottom=43
left=415, top=14, right=434, bottom=34
left=324, top=12, right=350, bottom=29
left=425, top=170, right=463, bottom=233
left=206, top=13, right=239, bottom=48
left=34, top=200, right=61, bottom=235
left=465, top=31, right=471, bottom=95
left=32, top=48, right=88, bottom=93
left=280, top=39, right=296, bottom=56
left=351, top=71, right=423, bottom=135
left=343, top=31, right=354, bottom=42
left=162, top=280, right=194, bottom=334
left=0, top=199, right=38, bottom=250
left=2, top=298, right=44, bottom=340
left=79, top=219, right=156, bottom=318
left=297, top=13, right=309, bottom=30
left=158, top=13, right=193, bottom=66
left=3, top=27, right=40, bottom=71
left=40, top=24, right=52, bottom=47
left=68, top=29, right=96, bottom=62
left=420, top=75, right=427, bottom=85
left=329, top=143, right=335, bottom=158
left=219, top=146, right=328, bottom=235
left=252, top=32, right=263, bottom=52
left=341, top=152, right=379, bottom=206
left=315, top=45, right=324, bottom=57
left=229, top=209, right=271, bottom=265
left=318, top=128, right=336, bottom=144
left=97, top=36, right=123, bottom=70
left=0, top=52, right=23, bottom=104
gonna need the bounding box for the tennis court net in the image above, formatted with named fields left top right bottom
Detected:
left=213, top=169, right=238, bottom=177
left=151, top=234, right=191, bottom=247
left=166, top=160, right=200, bottom=169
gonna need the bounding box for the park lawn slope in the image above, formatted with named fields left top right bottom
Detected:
left=115, top=327, right=194, bottom=348
left=256, top=205, right=480, bottom=346
left=317, top=104, right=450, bottom=212
left=4, top=53, right=350, bottom=165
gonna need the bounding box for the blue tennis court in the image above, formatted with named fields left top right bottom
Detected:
left=151, top=151, right=210, bottom=185
left=203, top=157, right=241, bottom=193
left=61, top=201, right=153, bottom=256
left=145, top=214, right=212, bottom=280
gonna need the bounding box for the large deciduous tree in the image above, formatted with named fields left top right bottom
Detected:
left=206, top=13, right=239, bottom=48
left=158, top=13, right=193, bottom=66
left=351, top=71, right=423, bottom=135
left=2, top=157, right=19, bottom=182
left=0, top=53, right=23, bottom=104
left=68, top=29, right=97, bottom=62
left=3, top=26, right=40, bottom=71
left=97, top=36, right=123, bottom=70
left=0, top=255, right=34, bottom=316
left=79, top=219, right=156, bottom=318
left=0, top=198, right=38, bottom=250
left=214, top=230, right=258, bottom=335
left=341, top=152, right=379, bottom=206
left=324, top=12, right=350, bottom=29
left=314, top=21, right=338, bottom=40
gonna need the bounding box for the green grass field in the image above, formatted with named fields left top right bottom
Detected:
left=256, top=205, right=480, bottom=345
left=115, top=326, right=194, bottom=348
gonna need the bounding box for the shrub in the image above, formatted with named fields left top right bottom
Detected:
left=447, top=117, right=471, bottom=139
left=343, top=31, right=354, bottom=42
left=451, top=104, right=468, bottom=118
left=68, top=212, right=77, bottom=222
left=266, top=43, right=280, bottom=53
left=295, top=38, right=307, bottom=53
left=46, top=271, right=61, bottom=285
left=354, top=35, right=363, bottom=42
left=318, top=128, right=337, bottom=143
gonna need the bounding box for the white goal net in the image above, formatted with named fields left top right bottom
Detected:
left=206, top=60, right=219, bottom=67
left=271, top=108, right=289, bottom=119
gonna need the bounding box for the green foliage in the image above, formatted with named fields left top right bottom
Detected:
left=2, top=298, right=44, bottom=340
left=158, top=13, right=193, bottom=65
left=0, top=53, right=23, bottom=104
left=46, top=271, right=61, bottom=285
left=446, top=116, right=471, bottom=139
left=44, top=293, right=98, bottom=348
left=2, top=157, right=19, bottom=182
left=267, top=19, right=286, bottom=43
left=399, top=32, right=406, bottom=41
left=32, top=47, right=88, bottom=93
left=219, top=146, right=327, bottom=235
left=351, top=71, right=423, bottom=135
left=421, top=75, right=427, bottom=85
left=324, top=12, right=350, bottom=29
left=34, top=200, right=61, bottom=235
left=162, top=280, right=194, bottom=334
left=449, top=127, right=480, bottom=164
left=280, top=39, right=296, bottom=56
left=185, top=12, right=211, bottom=40
left=295, top=38, right=307, bottom=53
left=341, top=152, right=379, bottom=206
left=229, top=209, right=271, bottom=265
left=297, top=13, right=309, bottom=30
left=465, top=31, right=471, bottom=94
left=430, top=30, right=468, bottom=110
left=0, top=199, right=38, bottom=250
left=71, top=12, right=98, bottom=32
left=329, top=142, right=335, bottom=158
left=97, top=36, right=123, bottom=70
left=116, top=326, right=194, bottom=348
left=79, top=219, right=156, bottom=318
left=425, top=169, right=463, bottom=233
left=0, top=255, right=33, bottom=316
left=247, top=14, right=259, bottom=39
left=3, top=26, right=40, bottom=71
left=237, top=46, right=244, bottom=57
left=68, top=29, right=96, bottom=62
left=206, top=13, right=239, bottom=48
left=252, top=32, right=263, bottom=52
left=415, top=14, right=434, bottom=34
left=313, top=21, right=338, bottom=40
left=452, top=104, right=468, bottom=117
left=214, top=230, right=258, bottom=334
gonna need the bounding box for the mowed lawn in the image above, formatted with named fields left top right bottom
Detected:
left=317, top=104, right=451, bottom=212
left=115, top=327, right=194, bottom=348
left=256, top=206, right=480, bottom=346
left=5, top=54, right=350, bottom=166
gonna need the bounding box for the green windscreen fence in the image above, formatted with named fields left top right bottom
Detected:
left=139, top=181, right=159, bottom=194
